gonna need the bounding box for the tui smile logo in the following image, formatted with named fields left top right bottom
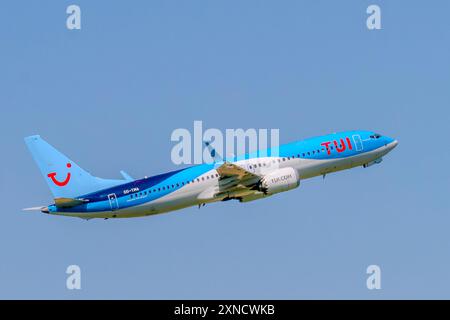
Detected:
left=47, top=163, right=72, bottom=187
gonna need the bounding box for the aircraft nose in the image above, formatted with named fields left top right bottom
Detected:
left=392, top=140, right=398, bottom=148
left=386, top=139, right=398, bottom=151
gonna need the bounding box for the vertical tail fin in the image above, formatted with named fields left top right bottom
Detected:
left=25, top=135, right=125, bottom=198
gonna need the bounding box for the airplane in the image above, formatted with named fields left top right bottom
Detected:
left=23, top=131, right=398, bottom=220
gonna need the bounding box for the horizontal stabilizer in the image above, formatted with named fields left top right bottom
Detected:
left=22, top=206, right=46, bottom=211
left=54, top=197, right=89, bottom=208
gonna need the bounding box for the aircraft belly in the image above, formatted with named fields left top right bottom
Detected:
left=118, top=184, right=204, bottom=217
left=296, top=145, right=388, bottom=179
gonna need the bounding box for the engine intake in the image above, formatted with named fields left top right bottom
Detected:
left=258, top=167, right=299, bottom=195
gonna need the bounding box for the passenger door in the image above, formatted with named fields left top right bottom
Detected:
left=108, top=193, right=119, bottom=211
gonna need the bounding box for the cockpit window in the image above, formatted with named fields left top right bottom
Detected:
left=370, top=133, right=382, bottom=139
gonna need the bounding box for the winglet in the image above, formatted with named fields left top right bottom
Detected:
left=120, top=170, right=134, bottom=181
left=204, top=141, right=223, bottom=163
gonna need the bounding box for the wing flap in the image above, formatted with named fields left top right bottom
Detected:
left=216, top=162, right=259, bottom=181
left=209, top=162, right=262, bottom=199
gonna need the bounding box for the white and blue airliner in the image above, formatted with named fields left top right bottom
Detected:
left=24, top=131, right=398, bottom=219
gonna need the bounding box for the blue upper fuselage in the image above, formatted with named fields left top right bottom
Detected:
left=48, top=130, right=395, bottom=213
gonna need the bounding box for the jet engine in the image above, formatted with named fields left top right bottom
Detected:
left=257, top=167, right=299, bottom=195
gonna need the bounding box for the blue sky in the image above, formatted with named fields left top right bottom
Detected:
left=0, top=0, right=449, bottom=299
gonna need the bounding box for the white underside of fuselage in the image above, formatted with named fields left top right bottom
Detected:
left=51, top=141, right=396, bottom=219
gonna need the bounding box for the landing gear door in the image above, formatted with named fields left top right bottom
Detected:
left=108, top=193, right=119, bottom=211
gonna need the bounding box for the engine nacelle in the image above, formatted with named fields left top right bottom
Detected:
left=258, top=167, right=299, bottom=195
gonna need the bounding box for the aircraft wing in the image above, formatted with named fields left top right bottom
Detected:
left=216, top=162, right=259, bottom=181
left=206, top=162, right=261, bottom=199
